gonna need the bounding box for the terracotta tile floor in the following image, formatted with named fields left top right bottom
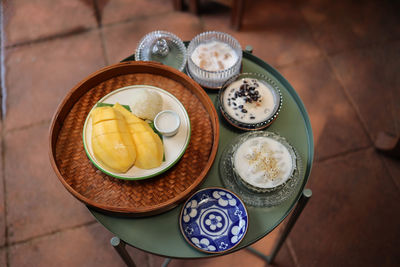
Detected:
left=1, top=0, right=400, bottom=266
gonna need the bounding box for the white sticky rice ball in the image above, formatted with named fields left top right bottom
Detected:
left=130, top=89, right=163, bottom=120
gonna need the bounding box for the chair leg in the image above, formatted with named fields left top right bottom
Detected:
left=172, top=0, right=184, bottom=10
left=111, top=237, right=137, bottom=267
left=188, top=0, right=199, bottom=14
left=246, top=189, right=312, bottom=264
left=231, top=0, right=245, bottom=30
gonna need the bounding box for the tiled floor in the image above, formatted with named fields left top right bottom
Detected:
left=1, top=0, right=399, bottom=266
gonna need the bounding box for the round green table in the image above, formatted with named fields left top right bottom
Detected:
left=89, top=49, right=314, bottom=263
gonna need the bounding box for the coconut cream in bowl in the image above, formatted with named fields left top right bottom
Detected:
left=154, top=110, right=180, bottom=137
left=218, top=73, right=282, bottom=130
left=187, top=31, right=242, bottom=89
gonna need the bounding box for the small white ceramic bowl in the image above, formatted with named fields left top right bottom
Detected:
left=154, top=110, right=181, bottom=137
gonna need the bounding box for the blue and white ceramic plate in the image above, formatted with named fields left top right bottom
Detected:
left=179, top=187, right=248, bottom=254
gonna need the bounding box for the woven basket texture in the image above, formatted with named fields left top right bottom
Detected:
left=54, top=70, right=215, bottom=215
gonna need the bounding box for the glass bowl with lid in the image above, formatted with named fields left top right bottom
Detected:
left=187, top=31, right=242, bottom=89
left=218, top=72, right=282, bottom=130
left=135, top=30, right=187, bottom=72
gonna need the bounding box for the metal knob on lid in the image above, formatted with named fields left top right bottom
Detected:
left=135, top=31, right=187, bottom=72
left=152, top=38, right=170, bottom=57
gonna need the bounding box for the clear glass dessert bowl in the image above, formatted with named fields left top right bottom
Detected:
left=218, top=72, right=282, bottom=130
left=135, top=30, right=187, bottom=72
left=187, top=31, right=242, bottom=88
left=219, top=131, right=302, bottom=207
left=232, top=131, right=297, bottom=193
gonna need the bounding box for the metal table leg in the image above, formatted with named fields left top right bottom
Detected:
left=111, top=237, right=137, bottom=267
left=111, top=236, right=171, bottom=267
left=161, top=258, right=171, bottom=267
left=246, top=188, right=312, bottom=264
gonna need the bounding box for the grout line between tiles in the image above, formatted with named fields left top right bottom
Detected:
left=324, top=58, right=374, bottom=144
left=92, top=0, right=102, bottom=28
left=273, top=53, right=325, bottom=70
left=99, top=28, right=110, bottom=66
left=4, top=27, right=98, bottom=50
left=1, top=118, right=9, bottom=267
left=7, top=220, right=97, bottom=248
left=0, top=1, right=6, bottom=120
left=2, top=134, right=10, bottom=267
left=0, top=2, right=10, bottom=266
left=92, top=0, right=109, bottom=66
left=100, top=10, right=175, bottom=30
left=145, top=252, right=151, bottom=267
left=5, top=119, right=51, bottom=134
left=286, top=237, right=300, bottom=267
left=378, top=155, right=400, bottom=194
left=316, top=145, right=371, bottom=163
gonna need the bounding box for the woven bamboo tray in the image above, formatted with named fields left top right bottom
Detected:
left=49, top=61, right=219, bottom=216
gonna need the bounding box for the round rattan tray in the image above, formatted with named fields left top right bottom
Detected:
left=49, top=61, right=219, bottom=216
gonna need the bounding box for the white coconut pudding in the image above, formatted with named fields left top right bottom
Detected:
left=223, top=78, right=278, bottom=124
left=190, top=40, right=238, bottom=72
left=233, top=135, right=296, bottom=192
left=187, top=31, right=242, bottom=88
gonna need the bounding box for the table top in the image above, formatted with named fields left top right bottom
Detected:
left=89, top=51, right=314, bottom=259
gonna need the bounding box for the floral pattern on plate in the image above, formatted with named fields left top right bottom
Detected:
left=179, top=188, right=248, bottom=253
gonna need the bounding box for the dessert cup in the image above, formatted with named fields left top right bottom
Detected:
left=187, top=31, right=242, bottom=88
left=231, top=131, right=297, bottom=193
left=218, top=73, right=282, bottom=130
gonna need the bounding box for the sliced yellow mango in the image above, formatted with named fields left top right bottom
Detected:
left=132, top=131, right=164, bottom=169
left=113, top=103, right=163, bottom=169
left=92, top=118, right=129, bottom=138
left=91, top=106, right=123, bottom=124
left=91, top=107, right=136, bottom=173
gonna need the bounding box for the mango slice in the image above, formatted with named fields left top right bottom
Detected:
left=113, top=103, right=163, bottom=169
left=91, top=107, right=136, bottom=173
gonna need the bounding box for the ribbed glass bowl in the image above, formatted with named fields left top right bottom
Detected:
left=135, top=30, right=187, bottom=72
left=187, top=31, right=242, bottom=88
left=218, top=72, right=282, bottom=131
